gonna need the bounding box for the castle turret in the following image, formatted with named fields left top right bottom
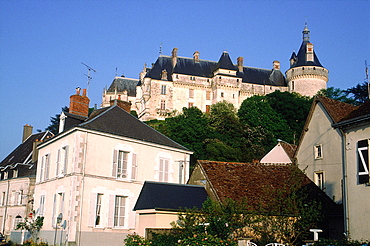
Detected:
left=285, top=23, right=329, bottom=97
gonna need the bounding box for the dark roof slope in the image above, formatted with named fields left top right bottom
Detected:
left=79, top=105, right=190, bottom=151
left=289, top=40, right=323, bottom=68
left=134, top=181, right=208, bottom=211
left=106, top=76, right=138, bottom=97
left=63, top=112, right=87, bottom=131
left=146, top=52, right=287, bottom=86
left=1, top=131, right=53, bottom=167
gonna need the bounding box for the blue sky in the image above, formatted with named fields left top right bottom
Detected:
left=0, top=0, right=369, bottom=159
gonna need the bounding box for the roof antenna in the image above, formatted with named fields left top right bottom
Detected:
left=81, top=62, right=96, bottom=97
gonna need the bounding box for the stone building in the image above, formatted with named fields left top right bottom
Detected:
left=102, top=24, right=328, bottom=121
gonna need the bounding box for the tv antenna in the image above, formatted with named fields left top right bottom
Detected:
left=81, top=62, right=96, bottom=96
left=366, top=60, right=369, bottom=99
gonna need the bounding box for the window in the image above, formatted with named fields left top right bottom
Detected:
left=314, top=171, right=324, bottom=190
left=189, top=89, right=194, bottom=99
left=358, top=139, right=369, bottom=184
left=160, top=100, right=166, bottom=110
left=56, top=146, right=68, bottom=176
left=188, top=102, right=193, bottom=108
left=1, top=192, right=5, bottom=206
left=206, top=91, right=211, bottom=100
left=39, top=195, right=45, bottom=216
left=161, top=85, right=166, bottom=95
left=221, top=92, right=224, bottom=97
left=13, top=169, right=18, bottom=178
left=114, top=196, right=126, bottom=227
left=159, top=158, right=169, bottom=182
left=314, top=144, right=323, bottom=159
left=95, top=194, right=103, bottom=226
left=19, top=190, right=23, bottom=205
left=117, top=151, right=128, bottom=179
left=206, top=105, right=211, bottom=113
left=13, top=191, right=18, bottom=205
left=41, top=154, right=50, bottom=181
left=14, top=215, right=22, bottom=229
left=52, top=192, right=64, bottom=227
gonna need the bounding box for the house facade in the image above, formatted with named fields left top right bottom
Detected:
left=333, top=101, right=370, bottom=240
left=34, top=90, right=192, bottom=246
left=295, top=96, right=370, bottom=240
left=102, top=24, right=328, bottom=121
left=0, top=125, right=53, bottom=243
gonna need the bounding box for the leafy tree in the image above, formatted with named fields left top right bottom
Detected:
left=15, top=215, right=44, bottom=242
left=317, top=87, right=356, bottom=104
left=238, top=95, right=292, bottom=143
left=343, top=82, right=369, bottom=105
left=265, top=91, right=312, bottom=144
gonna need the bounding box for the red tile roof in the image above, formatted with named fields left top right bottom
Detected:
left=317, top=96, right=358, bottom=123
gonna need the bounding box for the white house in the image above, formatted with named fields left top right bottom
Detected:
left=34, top=89, right=192, bottom=246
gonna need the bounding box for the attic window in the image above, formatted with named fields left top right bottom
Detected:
left=314, top=171, right=325, bottom=190
left=314, top=144, right=323, bottom=159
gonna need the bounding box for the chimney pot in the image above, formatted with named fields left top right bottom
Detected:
left=22, top=124, right=33, bottom=143
left=76, top=87, right=81, bottom=95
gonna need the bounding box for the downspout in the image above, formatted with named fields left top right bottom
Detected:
left=77, top=132, right=88, bottom=246
left=339, top=129, right=349, bottom=237
left=2, top=179, right=10, bottom=235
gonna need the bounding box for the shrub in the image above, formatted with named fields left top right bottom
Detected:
left=124, top=233, right=151, bottom=246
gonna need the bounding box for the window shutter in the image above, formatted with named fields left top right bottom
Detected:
left=164, top=159, right=169, bottom=182
left=131, top=153, right=137, bottom=180
left=358, top=140, right=369, bottom=184
left=56, top=149, right=61, bottom=176
left=107, top=195, right=115, bottom=228
left=63, top=145, right=69, bottom=174
left=112, top=150, right=118, bottom=177
left=88, top=193, right=97, bottom=227
left=128, top=197, right=136, bottom=229
left=52, top=194, right=56, bottom=226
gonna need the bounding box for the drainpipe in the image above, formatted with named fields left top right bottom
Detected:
left=2, top=179, right=10, bottom=235
left=339, top=129, right=349, bottom=237
left=77, top=131, right=88, bottom=246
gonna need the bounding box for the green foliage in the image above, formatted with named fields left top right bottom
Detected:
left=124, top=233, right=151, bottom=246
left=315, top=238, right=369, bottom=246
left=178, top=233, right=237, bottom=245
left=317, top=87, right=356, bottom=104
left=21, top=239, right=48, bottom=246
left=343, top=82, right=369, bottom=105
left=15, top=216, right=44, bottom=243
left=45, top=106, right=68, bottom=134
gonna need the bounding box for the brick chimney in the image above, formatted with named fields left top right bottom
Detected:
left=237, top=57, right=244, bottom=72
left=172, top=48, right=178, bottom=68
left=69, top=87, right=90, bottom=118
left=273, top=60, right=281, bottom=70
left=22, top=124, right=33, bottom=143
left=110, top=96, right=132, bottom=113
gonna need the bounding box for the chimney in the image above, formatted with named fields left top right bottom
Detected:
left=69, top=87, right=90, bottom=118
left=110, top=98, right=132, bottom=113
left=273, top=60, right=281, bottom=70
left=237, top=57, right=244, bottom=72
left=193, top=51, right=200, bottom=63
left=32, top=139, right=42, bottom=163
left=22, top=124, right=33, bottom=143
left=172, top=48, right=178, bottom=68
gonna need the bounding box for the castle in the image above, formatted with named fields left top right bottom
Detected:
left=102, top=24, right=328, bottom=121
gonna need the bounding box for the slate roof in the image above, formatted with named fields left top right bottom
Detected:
left=106, top=76, right=139, bottom=97
left=289, top=26, right=323, bottom=68
left=145, top=52, right=286, bottom=86
left=77, top=105, right=190, bottom=151
left=197, top=160, right=338, bottom=214
left=1, top=131, right=53, bottom=167
left=62, top=112, right=88, bottom=131
left=133, top=181, right=208, bottom=211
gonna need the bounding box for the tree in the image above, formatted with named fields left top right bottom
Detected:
left=15, top=215, right=44, bottom=242
left=45, top=106, right=68, bottom=135
left=238, top=95, right=292, bottom=143
left=317, top=87, right=356, bottom=104
left=343, top=82, right=369, bottom=105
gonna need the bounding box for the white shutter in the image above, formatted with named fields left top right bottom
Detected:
left=107, top=195, right=115, bottom=228
left=164, top=159, right=169, bottom=182
left=88, top=193, right=97, bottom=227
left=112, top=150, right=118, bottom=177
left=52, top=194, right=56, bottom=226
left=131, top=153, right=137, bottom=180
left=56, top=149, right=61, bottom=176
left=63, top=145, right=69, bottom=174
left=128, top=197, right=136, bottom=229
left=358, top=140, right=369, bottom=184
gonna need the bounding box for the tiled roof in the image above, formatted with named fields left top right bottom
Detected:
left=317, top=96, right=358, bottom=123
left=1, top=131, right=53, bottom=167
left=197, top=160, right=337, bottom=214
left=78, top=105, right=190, bottom=151
left=106, top=76, right=138, bottom=97
left=146, top=53, right=287, bottom=86
left=340, top=100, right=370, bottom=122
left=133, top=181, right=208, bottom=211
left=279, top=142, right=297, bottom=160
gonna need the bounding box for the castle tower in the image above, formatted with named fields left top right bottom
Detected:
left=286, top=23, right=329, bottom=97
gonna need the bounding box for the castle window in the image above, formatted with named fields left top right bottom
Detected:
left=206, top=91, right=211, bottom=100
left=221, top=92, right=224, bottom=97
left=189, top=89, right=194, bottom=99
left=188, top=102, right=193, bottom=108
left=160, top=100, right=166, bottom=110
left=161, top=85, right=166, bottom=95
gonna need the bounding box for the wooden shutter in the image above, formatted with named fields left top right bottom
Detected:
left=358, top=140, right=369, bottom=184
left=131, top=153, right=137, bottom=180
left=112, top=150, right=118, bottom=177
